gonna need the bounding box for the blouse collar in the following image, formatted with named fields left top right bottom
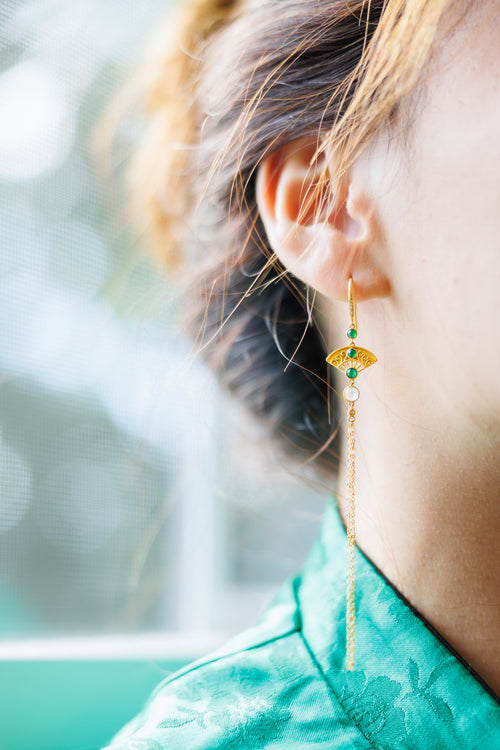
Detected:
left=296, top=496, right=500, bottom=747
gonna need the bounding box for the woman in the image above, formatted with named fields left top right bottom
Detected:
left=105, top=0, right=500, bottom=746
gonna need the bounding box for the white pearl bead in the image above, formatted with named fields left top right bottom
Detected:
left=343, top=385, right=360, bottom=402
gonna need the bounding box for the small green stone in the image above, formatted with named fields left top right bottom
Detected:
left=346, top=367, right=358, bottom=379
left=347, top=348, right=357, bottom=359
left=347, top=328, right=357, bottom=339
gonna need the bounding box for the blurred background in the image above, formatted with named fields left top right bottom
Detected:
left=0, top=0, right=325, bottom=746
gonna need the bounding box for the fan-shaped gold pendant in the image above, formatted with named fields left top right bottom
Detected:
left=326, top=345, right=377, bottom=376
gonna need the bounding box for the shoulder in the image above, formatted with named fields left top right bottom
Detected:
left=103, top=579, right=364, bottom=750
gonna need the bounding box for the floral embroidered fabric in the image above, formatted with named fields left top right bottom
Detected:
left=104, top=496, right=500, bottom=749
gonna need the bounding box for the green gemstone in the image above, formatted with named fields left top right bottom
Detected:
left=346, top=367, right=358, bottom=379
left=347, top=328, right=357, bottom=339
left=347, top=348, right=357, bottom=359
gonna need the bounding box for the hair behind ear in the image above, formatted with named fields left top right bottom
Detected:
left=119, top=0, right=451, bottom=476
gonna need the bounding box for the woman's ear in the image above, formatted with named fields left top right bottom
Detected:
left=255, top=138, right=391, bottom=302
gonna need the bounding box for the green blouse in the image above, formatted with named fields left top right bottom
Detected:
left=105, top=497, right=500, bottom=749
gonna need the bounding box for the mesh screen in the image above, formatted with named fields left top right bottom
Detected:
left=0, top=0, right=324, bottom=640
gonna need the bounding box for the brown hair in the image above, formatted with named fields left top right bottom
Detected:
left=125, top=0, right=452, bottom=475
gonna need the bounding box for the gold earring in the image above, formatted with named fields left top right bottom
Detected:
left=325, top=276, right=377, bottom=670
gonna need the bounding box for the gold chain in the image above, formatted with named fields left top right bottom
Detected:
left=346, top=404, right=356, bottom=671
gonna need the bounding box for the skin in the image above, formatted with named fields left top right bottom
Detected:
left=256, top=2, right=500, bottom=694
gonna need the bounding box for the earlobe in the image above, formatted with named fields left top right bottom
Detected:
left=255, top=138, right=391, bottom=302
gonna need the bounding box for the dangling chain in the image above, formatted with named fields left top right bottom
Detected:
left=346, top=404, right=356, bottom=671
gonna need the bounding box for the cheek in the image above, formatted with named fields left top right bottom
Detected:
left=367, top=146, right=500, bottom=422
left=375, top=18, right=500, bottom=414
left=411, top=113, right=500, bottom=391
left=410, top=9, right=500, bottom=329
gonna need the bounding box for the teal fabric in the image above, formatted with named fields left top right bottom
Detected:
left=104, top=496, right=500, bottom=749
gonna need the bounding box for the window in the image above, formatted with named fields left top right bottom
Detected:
left=0, top=0, right=324, bottom=657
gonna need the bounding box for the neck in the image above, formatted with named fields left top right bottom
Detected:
left=336, top=366, right=500, bottom=697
